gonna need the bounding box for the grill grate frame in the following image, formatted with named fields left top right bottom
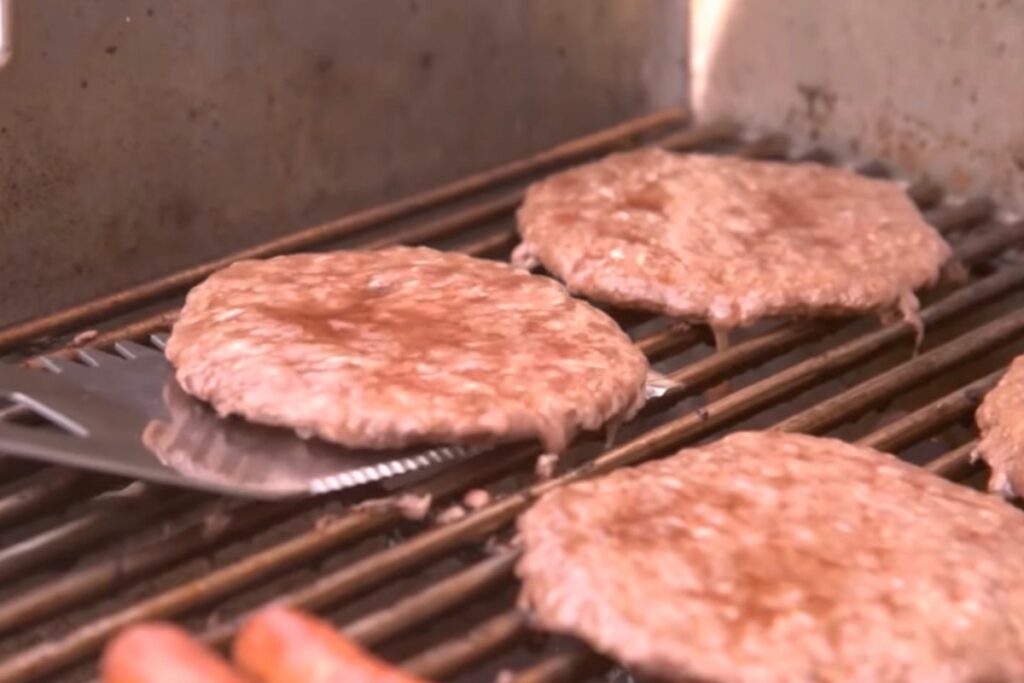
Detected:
left=0, top=109, right=1022, bottom=682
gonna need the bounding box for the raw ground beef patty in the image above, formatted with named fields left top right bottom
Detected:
left=517, top=431, right=1024, bottom=683
left=516, top=148, right=952, bottom=330
left=166, top=247, right=649, bottom=453
left=975, top=356, right=1024, bottom=498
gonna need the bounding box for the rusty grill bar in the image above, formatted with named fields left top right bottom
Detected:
left=0, top=109, right=1022, bottom=682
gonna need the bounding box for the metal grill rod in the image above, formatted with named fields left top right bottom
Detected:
left=670, top=321, right=832, bottom=393
left=0, top=469, right=100, bottom=531
left=930, top=198, right=995, bottom=234
left=857, top=370, right=1003, bottom=453
left=506, top=647, right=606, bottom=683
left=505, top=650, right=604, bottom=683
left=927, top=441, right=980, bottom=479
left=956, top=220, right=1024, bottom=265
left=404, top=609, right=528, bottom=680
left=0, top=499, right=308, bottom=636
left=775, top=312, right=1024, bottom=435
left=0, top=490, right=193, bottom=583
left=344, top=552, right=519, bottom=648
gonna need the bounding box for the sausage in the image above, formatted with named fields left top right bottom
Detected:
left=101, top=623, right=247, bottom=683
left=234, top=605, right=427, bottom=683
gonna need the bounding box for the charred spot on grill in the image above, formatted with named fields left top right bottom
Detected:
left=964, top=386, right=985, bottom=402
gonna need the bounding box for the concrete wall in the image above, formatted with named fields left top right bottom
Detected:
left=0, top=0, right=687, bottom=325
left=692, top=0, right=1024, bottom=209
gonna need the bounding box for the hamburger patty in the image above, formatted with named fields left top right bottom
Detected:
left=975, top=357, right=1024, bottom=497
left=516, top=149, right=952, bottom=330
left=517, top=431, right=1024, bottom=683
left=166, top=247, right=648, bottom=453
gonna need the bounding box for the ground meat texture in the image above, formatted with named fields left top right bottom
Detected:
left=166, top=247, right=648, bottom=453
left=534, top=453, right=559, bottom=481
left=516, top=149, right=952, bottom=329
left=975, top=357, right=1024, bottom=497
left=435, top=504, right=466, bottom=525
left=516, top=431, right=1024, bottom=683
left=463, top=489, right=491, bottom=510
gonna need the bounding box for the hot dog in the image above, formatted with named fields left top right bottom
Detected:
left=101, top=622, right=247, bottom=683
left=234, top=605, right=427, bottom=683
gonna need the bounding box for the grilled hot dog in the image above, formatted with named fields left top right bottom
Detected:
left=234, top=605, right=427, bottom=683
left=101, top=622, right=247, bottom=683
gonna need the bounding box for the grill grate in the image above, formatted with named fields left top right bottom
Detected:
left=1, top=109, right=1023, bottom=682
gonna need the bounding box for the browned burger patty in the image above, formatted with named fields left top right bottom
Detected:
left=517, top=431, right=1024, bottom=683
left=166, top=247, right=648, bottom=453
left=975, top=357, right=1024, bottom=498
left=516, top=149, right=952, bottom=329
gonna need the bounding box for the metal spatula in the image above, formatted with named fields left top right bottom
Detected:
left=0, top=337, right=480, bottom=499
